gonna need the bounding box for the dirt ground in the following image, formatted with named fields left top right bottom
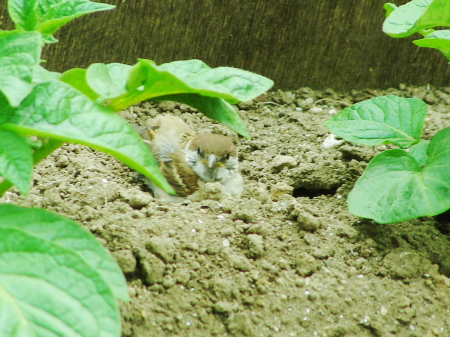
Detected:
left=2, top=85, right=450, bottom=337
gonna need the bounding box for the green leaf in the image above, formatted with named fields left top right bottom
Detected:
left=383, top=3, right=397, bottom=17
left=408, top=140, right=429, bottom=166
left=0, top=205, right=121, bottom=337
left=86, top=63, right=132, bottom=99
left=157, top=59, right=274, bottom=103
left=61, top=59, right=271, bottom=137
left=41, top=33, right=58, bottom=44
left=348, top=127, right=450, bottom=224
left=105, top=59, right=272, bottom=137
left=0, top=31, right=41, bottom=105
left=110, top=59, right=274, bottom=108
left=0, top=284, right=35, bottom=337
left=0, top=31, right=41, bottom=81
left=32, top=65, right=61, bottom=83
left=1, top=80, right=174, bottom=194
left=414, top=30, right=450, bottom=49
left=0, top=204, right=129, bottom=301
left=324, top=95, right=427, bottom=148
left=37, top=0, right=115, bottom=36
left=383, top=0, right=450, bottom=38
left=8, top=0, right=39, bottom=31
left=0, top=93, right=11, bottom=125
left=60, top=67, right=100, bottom=100
left=413, top=30, right=450, bottom=61
left=0, top=75, right=32, bottom=107
left=0, top=128, right=32, bottom=195
left=153, top=93, right=250, bottom=138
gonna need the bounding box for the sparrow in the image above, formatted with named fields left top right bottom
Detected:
left=136, top=115, right=244, bottom=202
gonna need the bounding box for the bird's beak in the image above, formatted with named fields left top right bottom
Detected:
left=207, top=154, right=217, bottom=168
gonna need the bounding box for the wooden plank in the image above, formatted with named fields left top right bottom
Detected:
left=0, top=0, right=448, bottom=91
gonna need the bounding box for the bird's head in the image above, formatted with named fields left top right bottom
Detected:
left=185, top=134, right=239, bottom=181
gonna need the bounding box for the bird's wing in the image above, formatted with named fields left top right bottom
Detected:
left=137, top=115, right=199, bottom=196
left=142, top=115, right=196, bottom=161
left=159, top=153, right=199, bottom=196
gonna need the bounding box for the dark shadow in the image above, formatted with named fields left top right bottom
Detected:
left=293, top=187, right=338, bottom=199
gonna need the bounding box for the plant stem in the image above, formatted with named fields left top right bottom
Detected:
left=0, top=138, right=63, bottom=197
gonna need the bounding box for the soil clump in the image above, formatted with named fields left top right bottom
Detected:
left=3, top=85, right=450, bottom=337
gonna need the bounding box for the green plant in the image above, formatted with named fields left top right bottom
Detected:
left=324, top=0, right=450, bottom=224
left=0, top=0, right=273, bottom=335
left=383, top=0, right=450, bottom=61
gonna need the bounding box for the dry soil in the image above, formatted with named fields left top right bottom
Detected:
left=2, top=85, right=450, bottom=337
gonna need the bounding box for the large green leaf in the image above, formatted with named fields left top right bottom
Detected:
left=0, top=205, right=122, bottom=337
left=408, top=139, right=429, bottom=166
left=64, top=59, right=273, bottom=137
left=1, top=80, right=173, bottom=193
left=36, top=0, right=115, bottom=36
left=383, top=0, right=450, bottom=38
left=157, top=59, right=274, bottom=103
left=104, top=59, right=272, bottom=137
left=0, top=128, right=32, bottom=195
left=0, top=31, right=41, bottom=106
left=104, top=59, right=273, bottom=109
left=0, top=284, right=35, bottom=337
left=86, top=63, right=132, bottom=99
left=152, top=93, right=250, bottom=138
left=0, top=31, right=40, bottom=81
left=64, top=61, right=252, bottom=137
left=413, top=30, right=450, bottom=61
left=32, top=65, right=61, bottom=83
left=324, top=95, right=426, bottom=149
left=60, top=67, right=99, bottom=100
left=348, top=127, right=450, bottom=224
left=414, top=29, right=450, bottom=49
left=0, top=205, right=129, bottom=301
left=7, top=0, right=39, bottom=31
left=0, top=75, right=32, bottom=107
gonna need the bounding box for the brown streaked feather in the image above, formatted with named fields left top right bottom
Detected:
left=137, top=115, right=200, bottom=196
left=143, top=115, right=196, bottom=143
left=159, top=153, right=199, bottom=196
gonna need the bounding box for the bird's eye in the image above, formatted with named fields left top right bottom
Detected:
left=225, top=153, right=230, bottom=160
left=197, top=148, right=202, bottom=155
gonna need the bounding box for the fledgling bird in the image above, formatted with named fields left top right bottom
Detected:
left=136, top=115, right=244, bottom=202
